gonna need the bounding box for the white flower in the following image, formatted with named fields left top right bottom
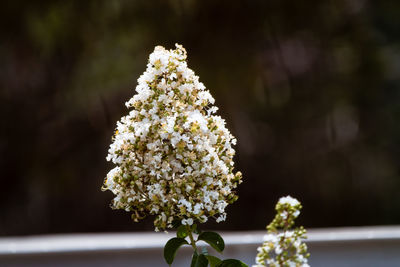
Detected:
left=293, top=210, right=300, bottom=218
left=278, top=196, right=300, bottom=207
left=102, top=44, right=242, bottom=230
left=275, top=246, right=282, bottom=255
left=263, top=234, right=277, bottom=243
left=182, top=218, right=194, bottom=225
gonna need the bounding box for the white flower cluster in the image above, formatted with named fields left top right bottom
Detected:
left=277, top=196, right=301, bottom=220
left=254, top=231, right=309, bottom=267
left=278, top=196, right=300, bottom=207
left=102, top=44, right=242, bottom=231
left=254, top=196, right=309, bottom=267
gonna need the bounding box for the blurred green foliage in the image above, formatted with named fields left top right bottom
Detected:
left=1, top=0, right=400, bottom=235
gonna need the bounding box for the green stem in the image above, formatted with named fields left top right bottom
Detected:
left=186, top=225, right=198, bottom=254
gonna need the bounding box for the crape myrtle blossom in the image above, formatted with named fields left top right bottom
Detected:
left=254, top=196, right=310, bottom=267
left=102, top=44, right=242, bottom=231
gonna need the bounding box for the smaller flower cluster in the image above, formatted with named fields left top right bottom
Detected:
left=254, top=196, right=310, bottom=267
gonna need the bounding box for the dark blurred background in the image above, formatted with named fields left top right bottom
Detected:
left=2, top=0, right=400, bottom=236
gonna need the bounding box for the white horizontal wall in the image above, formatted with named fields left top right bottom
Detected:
left=1, top=226, right=400, bottom=267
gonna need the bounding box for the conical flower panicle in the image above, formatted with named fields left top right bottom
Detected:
left=102, top=44, right=242, bottom=231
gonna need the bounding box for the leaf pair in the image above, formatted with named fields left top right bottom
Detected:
left=190, top=253, right=248, bottom=267
left=191, top=253, right=247, bottom=267
left=163, top=228, right=248, bottom=267
left=164, top=230, right=225, bottom=265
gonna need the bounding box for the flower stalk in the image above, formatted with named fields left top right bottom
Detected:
left=186, top=225, right=198, bottom=254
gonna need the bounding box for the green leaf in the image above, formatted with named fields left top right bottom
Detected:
left=193, top=224, right=201, bottom=234
left=206, top=255, right=222, bottom=267
left=177, top=225, right=188, bottom=238
left=163, top=237, right=188, bottom=265
left=216, top=259, right=248, bottom=267
left=198, top=231, right=225, bottom=253
left=172, top=219, right=182, bottom=229
left=191, top=253, right=209, bottom=267
left=191, top=252, right=198, bottom=267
